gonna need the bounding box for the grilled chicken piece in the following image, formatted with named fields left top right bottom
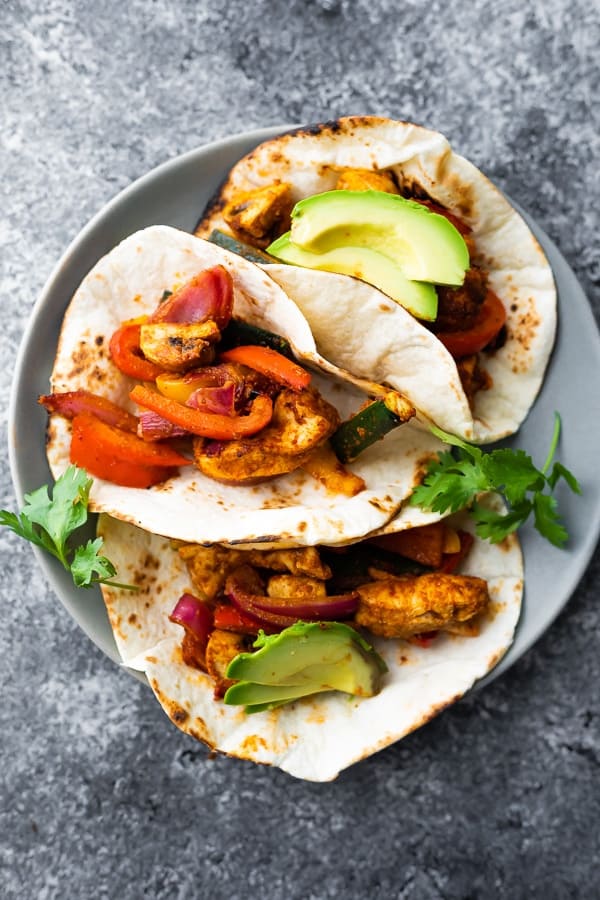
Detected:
left=335, top=168, right=399, bottom=194
left=355, top=573, right=490, bottom=639
left=301, top=442, right=366, bottom=497
left=193, top=387, right=340, bottom=484
left=223, top=182, right=293, bottom=246
left=205, top=629, right=247, bottom=698
left=139, top=321, right=220, bottom=372
left=267, top=575, right=328, bottom=600
left=179, top=543, right=332, bottom=602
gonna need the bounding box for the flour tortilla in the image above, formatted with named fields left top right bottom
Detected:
left=98, top=496, right=523, bottom=781
left=46, top=225, right=444, bottom=545
left=196, top=116, right=556, bottom=442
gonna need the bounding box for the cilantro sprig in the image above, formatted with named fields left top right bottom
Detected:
left=0, top=465, right=136, bottom=590
left=410, top=414, right=580, bottom=546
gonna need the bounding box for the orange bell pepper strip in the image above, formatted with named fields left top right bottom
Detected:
left=109, top=323, right=164, bottom=381
left=130, top=384, right=273, bottom=439
left=436, top=291, right=507, bottom=359
left=38, top=390, right=139, bottom=433
left=70, top=414, right=181, bottom=488
left=218, top=345, right=311, bottom=391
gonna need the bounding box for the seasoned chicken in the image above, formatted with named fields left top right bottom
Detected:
left=434, top=268, right=488, bottom=332
left=193, top=387, right=340, bottom=484
left=301, top=442, right=366, bottom=497
left=205, top=629, right=247, bottom=698
left=179, top=543, right=332, bottom=601
left=267, top=575, right=328, bottom=600
left=355, top=573, right=490, bottom=639
left=335, top=168, right=399, bottom=194
left=223, top=182, right=293, bottom=246
left=139, top=320, right=220, bottom=372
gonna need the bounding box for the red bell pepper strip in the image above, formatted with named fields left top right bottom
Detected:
left=410, top=631, right=440, bottom=648
left=38, top=390, right=138, bottom=433
left=130, top=384, right=273, bottom=439
left=150, top=266, right=234, bottom=330
left=70, top=412, right=191, bottom=467
left=219, top=345, right=311, bottom=392
left=213, top=604, right=268, bottom=635
left=436, top=291, right=507, bottom=359
left=70, top=415, right=178, bottom=488
left=109, top=323, right=164, bottom=381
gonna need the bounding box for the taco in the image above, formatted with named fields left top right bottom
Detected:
left=42, top=224, right=446, bottom=546
left=195, top=116, right=556, bottom=443
left=98, top=496, right=523, bottom=781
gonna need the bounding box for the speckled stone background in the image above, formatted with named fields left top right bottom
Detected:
left=2, top=2, right=599, bottom=898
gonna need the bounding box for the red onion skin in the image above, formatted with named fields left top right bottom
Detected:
left=169, top=593, right=214, bottom=646
left=138, top=411, right=190, bottom=441
left=224, top=566, right=358, bottom=627
left=187, top=381, right=237, bottom=416
left=250, top=593, right=359, bottom=619
left=150, top=267, right=234, bottom=330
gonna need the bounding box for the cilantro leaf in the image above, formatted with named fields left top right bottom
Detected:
left=1, top=465, right=136, bottom=591
left=71, top=538, right=118, bottom=588
left=410, top=413, right=579, bottom=547
left=533, top=493, right=568, bottom=547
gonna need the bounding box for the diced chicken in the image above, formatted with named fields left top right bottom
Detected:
left=193, top=387, right=340, bottom=484
left=301, top=442, right=366, bottom=497
left=139, top=321, right=220, bottom=372
left=223, top=182, right=293, bottom=246
left=355, top=573, right=490, bottom=639
left=179, top=543, right=332, bottom=602
left=205, top=629, right=247, bottom=698
left=267, top=575, right=328, bottom=600
left=335, top=168, right=399, bottom=194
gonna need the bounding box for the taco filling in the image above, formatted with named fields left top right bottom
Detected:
left=170, top=521, right=488, bottom=703
left=98, top=495, right=523, bottom=781
left=41, top=265, right=332, bottom=488
left=196, top=117, right=556, bottom=443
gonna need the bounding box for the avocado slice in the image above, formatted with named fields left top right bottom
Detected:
left=267, top=232, right=438, bottom=321
left=288, top=190, right=469, bottom=287
left=223, top=621, right=387, bottom=711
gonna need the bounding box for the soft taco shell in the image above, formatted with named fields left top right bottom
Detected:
left=98, top=496, right=523, bottom=781
left=45, top=225, right=443, bottom=545
left=196, top=116, right=556, bottom=443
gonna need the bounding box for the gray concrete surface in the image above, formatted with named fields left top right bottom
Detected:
left=2, top=1, right=599, bottom=897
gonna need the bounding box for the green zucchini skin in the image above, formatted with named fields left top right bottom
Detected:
left=208, top=229, right=277, bottom=265
left=220, top=319, right=296, bottom=360
left=330, top=400, right=403, bottom=464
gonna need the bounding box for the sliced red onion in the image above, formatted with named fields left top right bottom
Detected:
left=137, top=411, right=190, bottom=442
left=169, top=593, right=214, bottom=645
left=225, top=566, right=357, bottom=626
left=151, top=268, right=233, bottom=329
left=187, top=381, right=237, bottom=416
left=250, top=592, right=359, bottom=620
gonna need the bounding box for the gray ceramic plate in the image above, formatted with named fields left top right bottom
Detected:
left=8, top=125, right=600, bottom=686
